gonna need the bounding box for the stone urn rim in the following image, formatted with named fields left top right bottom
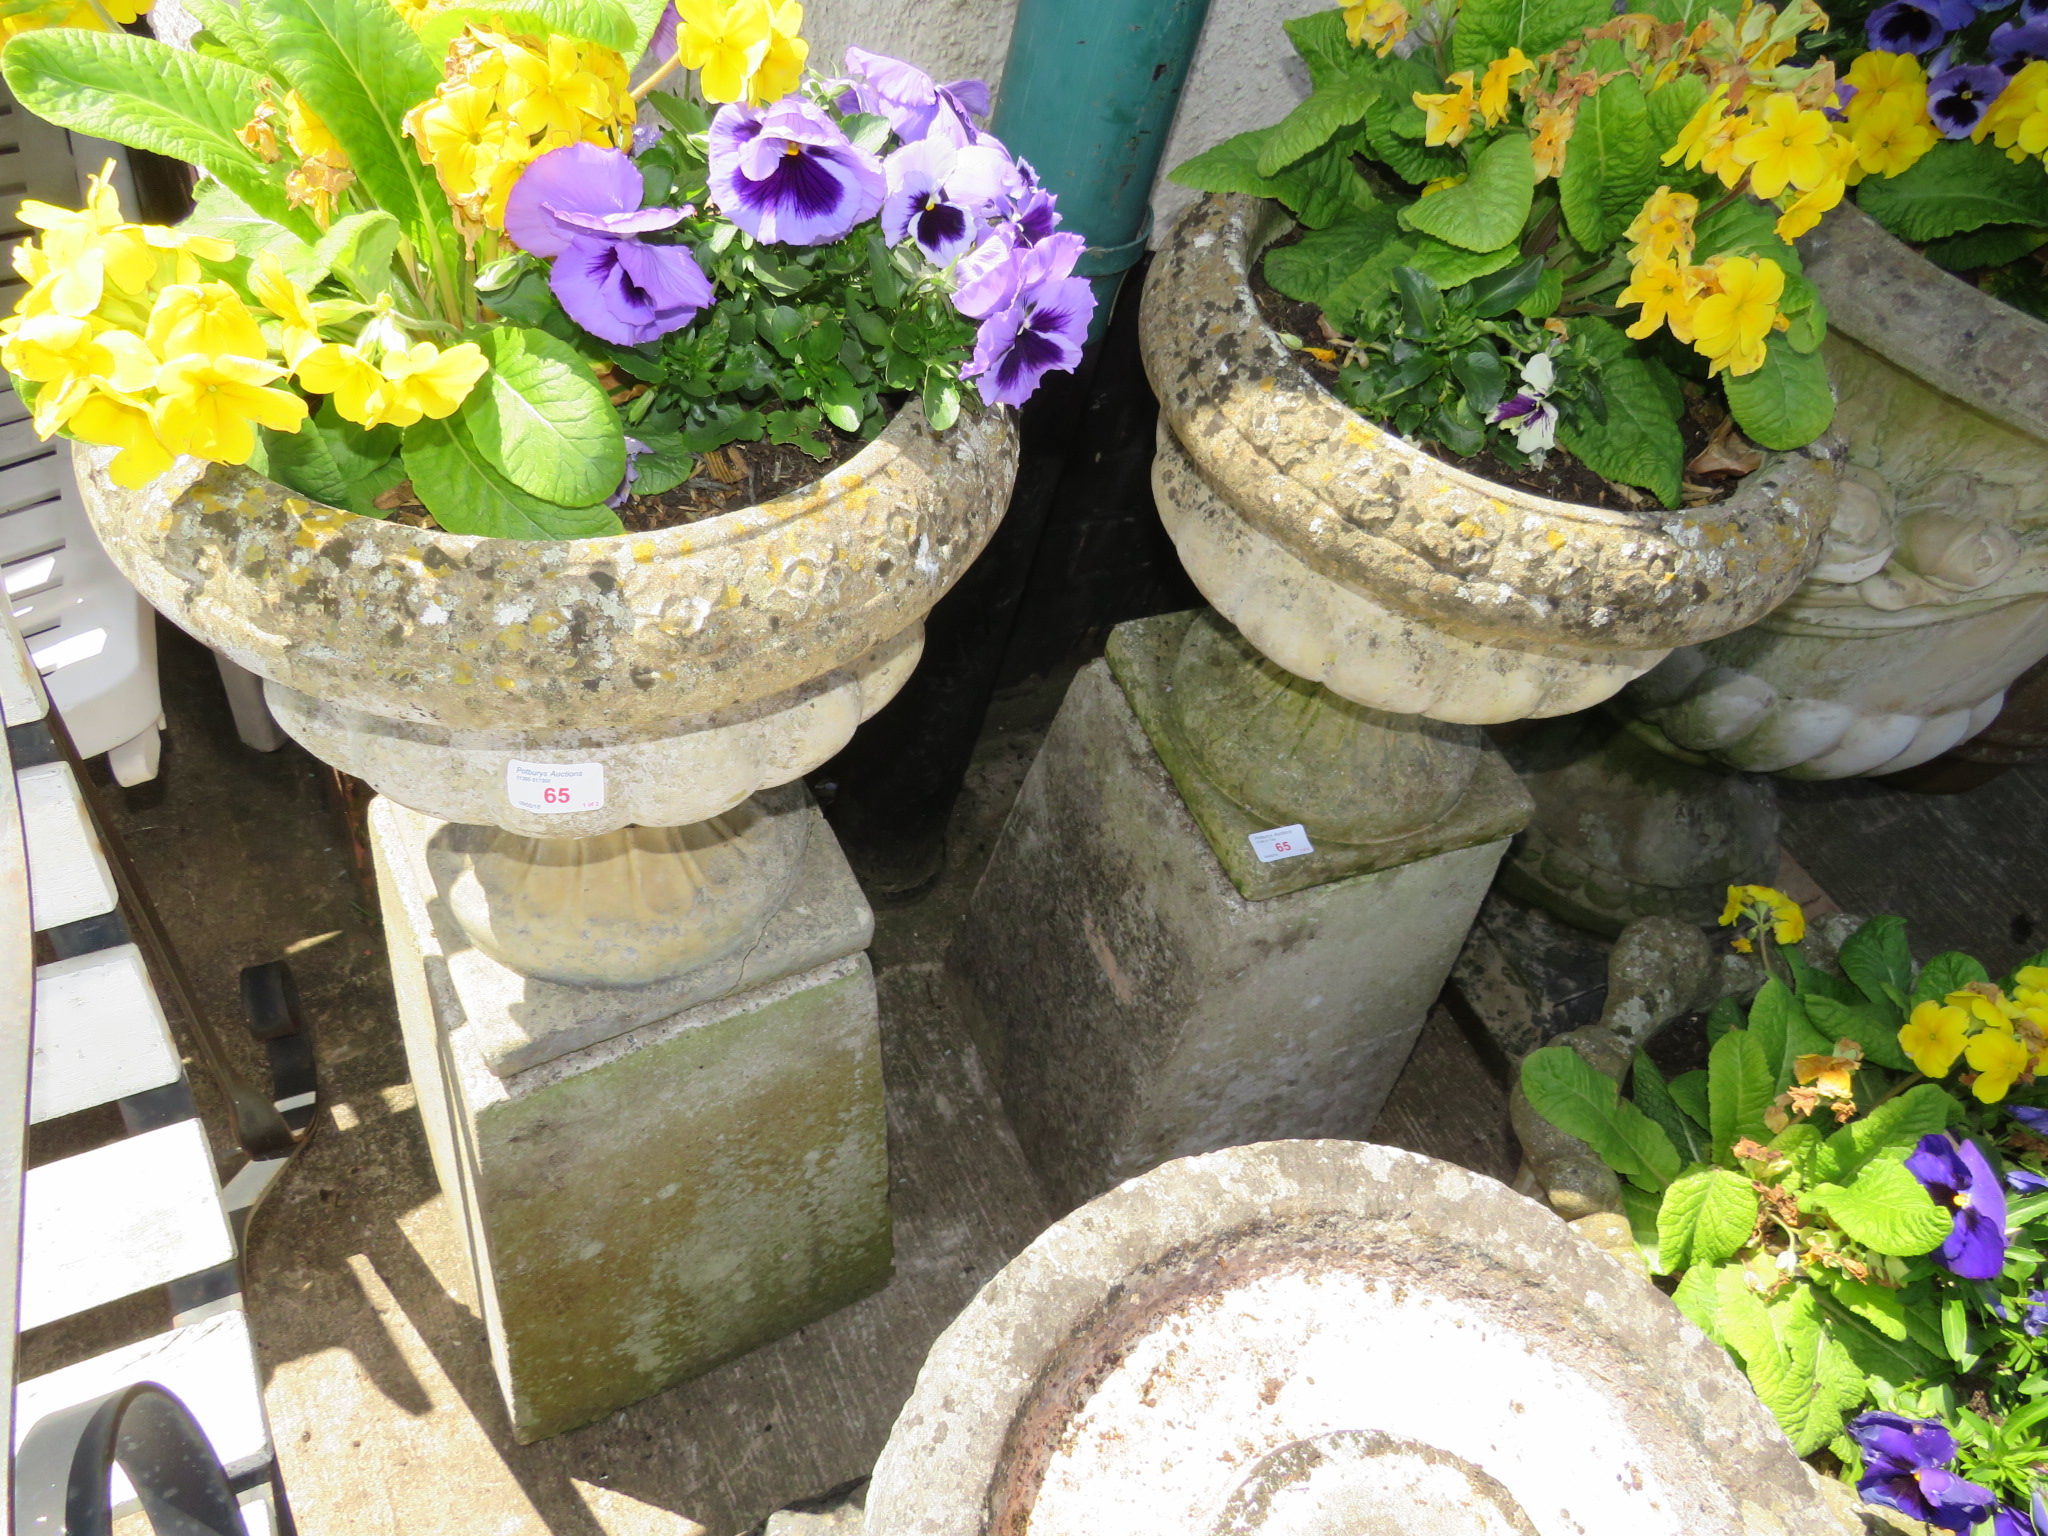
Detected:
left=81, top=399, right=1019, bottom=734
left=1800, top=201, right=2048, bottom=446
left=864, top=1138, right=1843, bottom=1536
left=1139, top=192, right=1833, bottom=656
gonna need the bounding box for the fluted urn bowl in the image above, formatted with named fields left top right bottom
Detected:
left=1139, top=194, right=1840, bottom=728
left=1619, top=204, right=2048, bottom=779
left=78, top=403, right=1019, bottom=837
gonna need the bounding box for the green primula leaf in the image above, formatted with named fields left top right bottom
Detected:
left=1838, top=915, right=1915, bottom=1013
left=1557, top=315, right=1683, bottom=508
left=1658, top=1165, right=1760, bottom=1271
left=1822, top=1292, right=1942, bottom=1388
left=1673, top=1260, right=1728, bottom=1339
left=921, top=376, right=961, bottom=432
left=1820, top=1274, right=1909, bottom=1340
left=1925, top=223, right=2048, bottom=271
left=417, top=0, right=634, bottom=57
left=182, top=181, right=327, bottom=288
left=1669, top=1068, right=1710, bottom=1128
left=1518, top=266, right=1563, bottom=318
left=1264, top=208, right=1405, bottom=308
left=1399, top=133, right=1534, bottom=253
left=403, top=417, right=622, bottom=540
left=1172, top=127, right=1374, bottom=229
left=2, top=32, right=317, bottom=244
left=1941, top=1294, right=1976, bottom=1365
left=1644, top=75, right=1709, bottom=158
left=1708, top=1029, right=1775, bottom=1167
left=242, top=0, right=455, bottom=261
left=1366, top=108, right=1464, bottom=186
left=1812, top=1084, right=1963, bottom=1184
left=1718, top=1281, right=1868, bottom=1454
left=1860, top=140, right=2048, bottom=241
left=1911, top=952, right=1990, bottom=1010
left=1746, top=978, right=1806, bottom=1091
left=1285, top=7, right=1379, bottom=91
left=1406, top=234, right=1520, bottom=286
left=1724, top=337, right=1834, bottom=451
left=339, top=458, right=407, bottom=518
left=1170, top=128, right=1279, bottom=194
left=1642, top=0, right=1742, bottom=20
left=311, top=210, right=401, bottom=301
left=619, top=0, right=671, bottom=56
left=1521, top=1045, right=1682, bottom=1189
left=315, top=398, right=400, bottom=484
left=1452, top=0, right=1614, bottom=71
left=1693, top=197, right=1802, bottom=274
left=1634, top=1050, right=1712, bottom=1164
left=1621, top=1184, right=1666, bottom=1271
left=1559, top=74, right=1658, bottom=251
left=1807, top=1156, right=1953, bottom=1256
left=178, top=0, right=273, bottom=68
left=1257, top=82, right=1381, bottom=176
left=462, top=326, right=625, bottom=507
left=1707, top=995, right=1744, bottom=1046
left=1802, top=993, right=1910, bottom=1072
left=1466, top=255, right=1549, bottom=317
left=248, top=421, right=351, bottom=506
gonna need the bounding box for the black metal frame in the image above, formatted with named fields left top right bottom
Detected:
left=13, top=1382, right=247, bottom=1536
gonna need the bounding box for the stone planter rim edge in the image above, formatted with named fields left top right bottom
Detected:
left=1139, top=193, right=1834, bottom=656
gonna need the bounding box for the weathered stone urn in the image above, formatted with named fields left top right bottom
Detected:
left=77, top=402, right=1018, bottom=1438
left=866, top=1139, right=1861, bottom=1536
left=1511, top=205, right=2048, bottom=933
left=1620, top=205, right=2048, bottom=783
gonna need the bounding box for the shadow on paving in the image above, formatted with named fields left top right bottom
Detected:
left=87, top=620, right=1516, bottom=1534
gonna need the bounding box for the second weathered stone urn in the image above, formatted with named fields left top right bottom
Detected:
left=950, top=192, right=1830, bottom=1212
left=79, top=402, right=1018, bottom=1438
left=1521, top=205, right=2048, bottom=933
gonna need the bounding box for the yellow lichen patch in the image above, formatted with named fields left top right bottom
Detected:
left=494, top=676, right=516, bottom=691
left=1546, top=529, right=1568, bottom=549
left=528, top=611, right=560, bottom=636
left=632, top=540, right=655, bottom=563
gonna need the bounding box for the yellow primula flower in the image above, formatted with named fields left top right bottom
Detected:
left=1795, top=1040, right=1862, bottom=1098
left=1845, top=49, right=1927, bottom=102
left=677, top=0, right=773, bottom=106
left=294, top=340, right=403, bottom=428
left=67, top=390, right=174, bottom=489
left=378, top=340, right=488, bottom=422
left=1950, top=986, right=2021, bottom=1034
left=1731, top=92, right=1836, bottom=199
left=1774, top=151, right=1848, bottom=240
left=1664, top=85, right=1732, bottom=169
left=1477, top=49, right=1535, bottom=128
left=1850, top=91, right=1938, bottom=179
left=749, top=0, right=808, bottom=104
left=1978, top=59, right=2048, bottom=158
left=1900, top=1001, right=1970, bottom=1078
left=1966, top=1025, right=2032, bottom=1103
left=1415, top=71, right=1479, bottom=148
left=1624, top=185, right=1699, bottom=264
left=145, top=282, right=268, bottom=364
left=1530, top=103, right=1576, bottom=180
left=502, top=33, right=616, bottom=142
left=1691, top=255, right=1783, bottom=377
left=1343, top=0, right=1407, bottom=55
left=248, top=253, right=324, bottom=367
left=1420, top=173, right=1467, bottom=196
left=1617, top=255, right=1701, bottom=342
left=151, top=353, right=308, bottom=464
left=1718, top=881, right=1805, bottom=943
left=283, top=91, right=347, bottom=167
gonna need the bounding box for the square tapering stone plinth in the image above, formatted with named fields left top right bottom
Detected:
left=372, top=796, right=891, bottom=1442
left=378, top=790, right=874, bottom=1077
left=950, top=634, right=1529, bottom=1215
left=1106, top=610, right=1531, bottom=900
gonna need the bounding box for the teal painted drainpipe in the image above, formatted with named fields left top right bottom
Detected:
left=988, top=0, right=1216, bottom=343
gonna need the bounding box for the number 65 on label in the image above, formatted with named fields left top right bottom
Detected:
left=506, top=759, right=606, bottom=815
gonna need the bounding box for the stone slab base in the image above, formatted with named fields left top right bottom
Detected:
left=372, top=797, right=892, bottom=1442
left=948, top=657, right=1512, bottom=1215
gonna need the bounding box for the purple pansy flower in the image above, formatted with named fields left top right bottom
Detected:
left=608, top=436, right=650, bottom=509
left=1993, top=18, right=2048, bottom=63
left=1828, top=80, right=1858, bottom=119
left=2010, top=1104, right=2048, bottom=1133
left=1491, top=352, right=1559, bottom=454
left=1928, top=64, right=2011, bottom=136
left=881, top=138, right=1018, bottom=264
left=2028, top=0, right=2048, bottom=24
left=1907, top=1132, right=2010, bottom=1279
left=958, top=235, right=1095, bottom=406
left=1996, top=1499, right=2043, bottom=1536
left=951, top=229, right=1082, bottom=319
left=504, top=145, right=712, bottom=346
left=707, top=97, right=886, bottom=247
left=839, top=46, right=991, bottom=147
left=1850, top=1413, right=1998, bottom=1534
left=1868, top=0, right=1957, bottom=52
left=2026, top=1288, right=2048, bottom=1336
left=2009, top=1167, right=2048, bottom=1193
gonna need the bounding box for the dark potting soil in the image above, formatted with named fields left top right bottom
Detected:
left=1251, top=244, right=1739, bottom=511
left=374, top=421, right=870, bottom=535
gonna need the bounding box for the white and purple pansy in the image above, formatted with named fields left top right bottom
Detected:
left=881, top=138, right=1018, bottom=264
left=839, top=45, right=991, bottom=147
left=707, top=96, right=887, bottom=248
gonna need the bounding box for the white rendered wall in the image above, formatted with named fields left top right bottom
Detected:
left=801, top=0, right=1325, bottom=239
